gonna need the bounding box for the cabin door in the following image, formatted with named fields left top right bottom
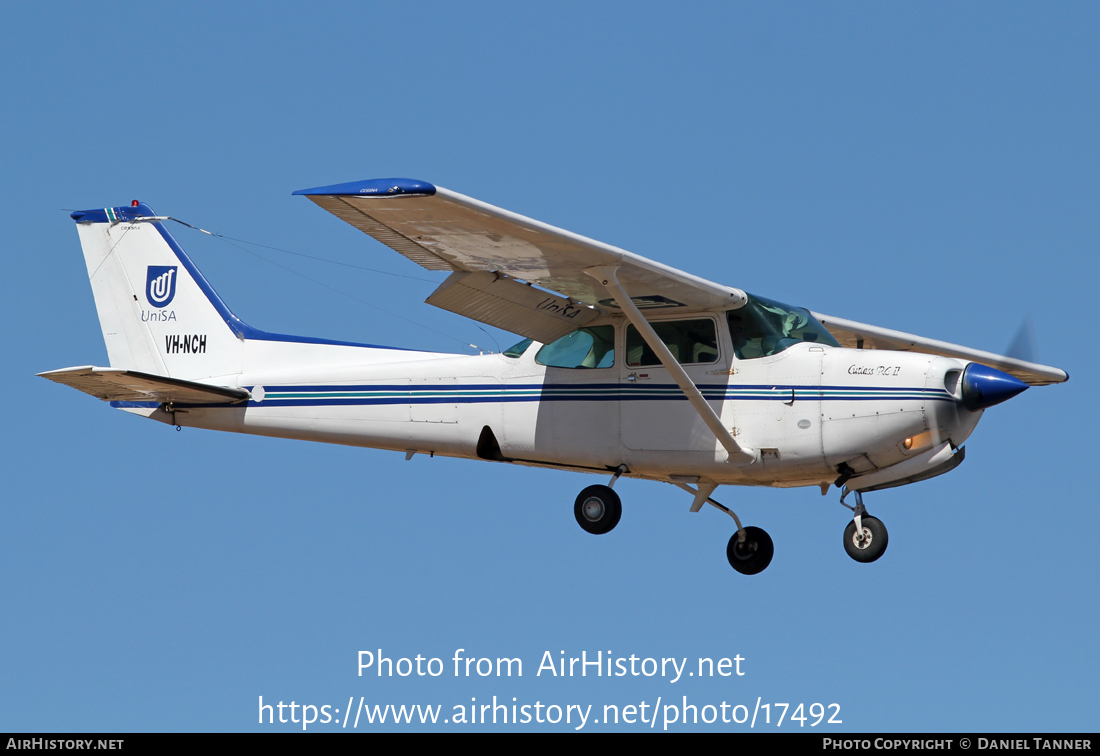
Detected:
left=619, top=314, right=731, bottom=452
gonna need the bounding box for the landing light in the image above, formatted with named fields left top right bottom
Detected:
left=900, top=430, right=935, bottom=454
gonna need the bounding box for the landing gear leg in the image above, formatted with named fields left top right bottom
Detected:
left=671, top=481, right=774, bottom=575
left=839, top=489, right=889, bottom=563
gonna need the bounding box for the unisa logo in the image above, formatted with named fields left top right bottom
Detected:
left=146, top=266, right=178, bottom=308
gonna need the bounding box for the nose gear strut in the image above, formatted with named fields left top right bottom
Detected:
left=839, top=488, right=889, bottom=563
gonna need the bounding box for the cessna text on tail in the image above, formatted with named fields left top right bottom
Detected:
left=41, top=179, right=1068, bottom=574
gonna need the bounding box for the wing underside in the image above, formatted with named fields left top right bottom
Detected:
left=294, top=180, right=748, bottom=338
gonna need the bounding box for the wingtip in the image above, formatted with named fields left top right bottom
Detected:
left=292, top=178, right=436, bottom=197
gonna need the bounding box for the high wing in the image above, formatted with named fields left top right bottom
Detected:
left=811, top=313, right=1068, bottom=386
left=39, top=367, right=250, bottom=405
left=293, top=178, right=747, bottom=343
left=294, top=178, right=1068, bottom=386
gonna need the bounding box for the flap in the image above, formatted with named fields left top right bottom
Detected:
left=425, top=271, right=600, bottom=344
left=38, top=366, right=250, bottom=405
left=812, top=312, right=1068, bottom=386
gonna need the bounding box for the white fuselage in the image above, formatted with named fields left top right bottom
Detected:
left=130, top=313, right=982, bottom=489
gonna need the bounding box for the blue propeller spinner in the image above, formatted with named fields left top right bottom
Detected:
left=961, top=363, right=1029, bottom=411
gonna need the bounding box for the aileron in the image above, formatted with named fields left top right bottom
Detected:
left=306, top=194, right=455, bottom=271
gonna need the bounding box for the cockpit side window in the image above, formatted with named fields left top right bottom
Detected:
left=727, top=293, right=839, bottom=359
left=625, top=318, right=719, bottom=367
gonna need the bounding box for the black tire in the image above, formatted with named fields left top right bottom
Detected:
left=843, top=515, right=889, bottom=563
left=573, top=485, right=622, bottom=535
left=726, top=526, right=774, bottom=575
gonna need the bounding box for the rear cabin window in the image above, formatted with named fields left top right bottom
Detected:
left=726, top=293, right=839, bottom=359
left=535, top=326, right=615, bottom=369
left=625, top=318, right=719, bottom=367
left=503, top=338, right=533, bottom=358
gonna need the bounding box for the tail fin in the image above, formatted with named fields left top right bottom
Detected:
left=71, top=203, right=248, bottom=381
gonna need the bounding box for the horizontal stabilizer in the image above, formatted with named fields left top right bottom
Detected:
left=38, top=366, right=249, bottom=405
left=425, top=271, right=600, bottom=343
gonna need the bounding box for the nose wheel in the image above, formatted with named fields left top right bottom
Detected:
left=839, top=489, right=889, bottom=563
left=843, top=515, right=888, bottom=562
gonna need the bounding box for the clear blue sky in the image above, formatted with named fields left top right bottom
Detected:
left=1, top=2, right=1096, bottom=732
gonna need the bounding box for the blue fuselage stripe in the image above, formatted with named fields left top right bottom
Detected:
left=114, top=382, right=952, bottom=410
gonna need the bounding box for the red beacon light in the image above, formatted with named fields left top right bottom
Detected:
left=131, top=200, right=139, bottom=207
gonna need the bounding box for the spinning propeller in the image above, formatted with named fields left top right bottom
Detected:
left=1006, top=315, right=1038, bottom=365
left=958, top=316, right=1037, bottom=411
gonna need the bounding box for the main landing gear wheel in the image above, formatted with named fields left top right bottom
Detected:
left=726, top=526, right=774, bottom=575
left=843, top=515, right=889, bottom=563
left=574, top=484, right=622, bottom=535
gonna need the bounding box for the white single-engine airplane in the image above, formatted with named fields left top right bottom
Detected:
left=42, top=178, right=1068, bottom=574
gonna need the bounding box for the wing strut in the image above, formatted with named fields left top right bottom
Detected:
left=585, top=266, right=755, bottom=466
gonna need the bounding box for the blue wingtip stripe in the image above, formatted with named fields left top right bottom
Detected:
left=292, top=178, right=437, bottom=197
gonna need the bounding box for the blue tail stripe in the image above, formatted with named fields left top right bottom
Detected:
left=148, top=221, right=420, bottom=351
left=71, top=204, right=420, bottom=352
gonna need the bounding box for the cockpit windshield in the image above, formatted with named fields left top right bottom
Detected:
left=726, top=293, right=839, bottom=359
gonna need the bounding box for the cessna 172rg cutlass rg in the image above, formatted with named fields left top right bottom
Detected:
left=41, top=179, right=1068, bottom=574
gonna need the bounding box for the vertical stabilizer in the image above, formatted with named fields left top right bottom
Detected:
left=71, top=204, right=245, bottom=381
